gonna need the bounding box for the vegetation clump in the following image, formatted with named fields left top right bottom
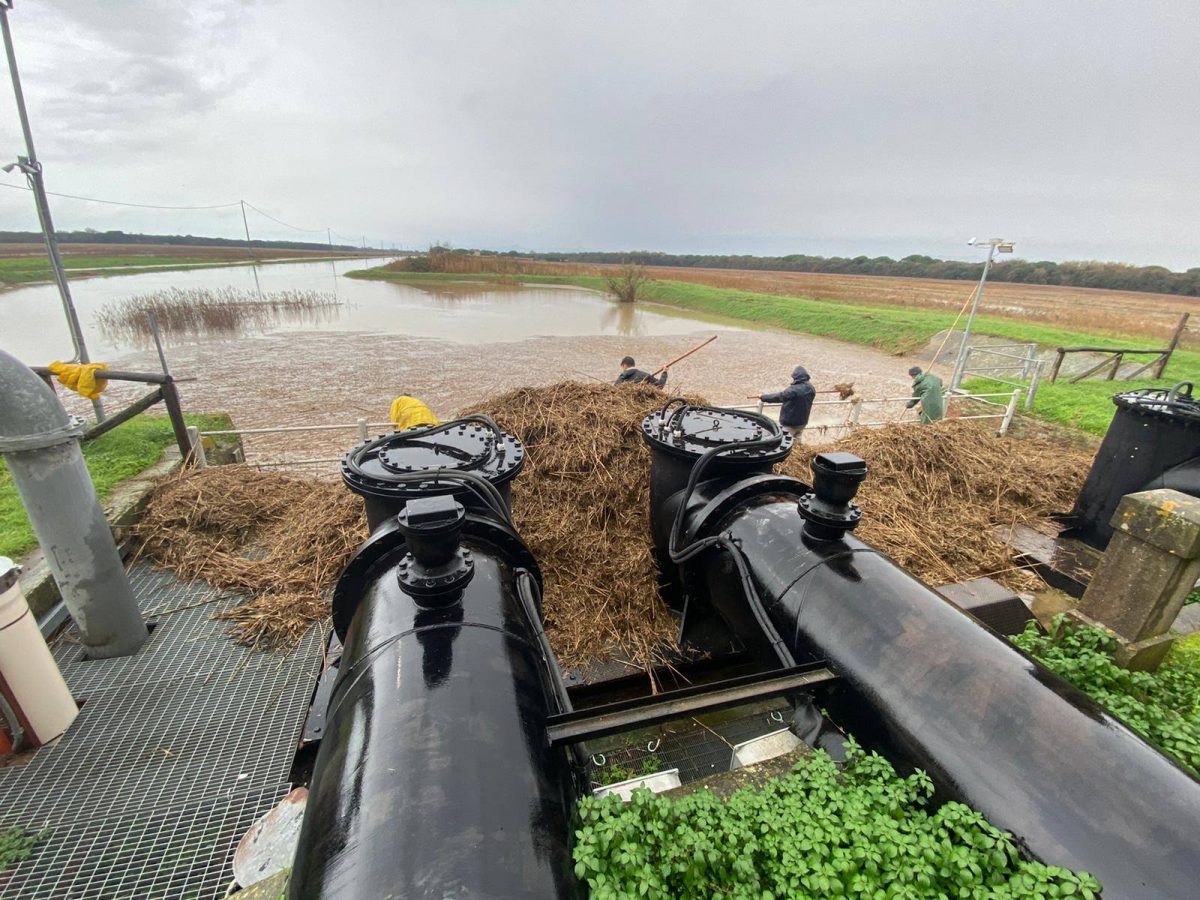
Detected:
left=95, top=287, right=338, bottom=341
left=0, top=826, right=47, bottom=873
left=1012, top=616, right=1200, bottom=773
left=573, top=743, right=1100, bottom=899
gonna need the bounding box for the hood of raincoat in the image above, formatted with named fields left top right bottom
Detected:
left=791, top=366, right=811, bottom=384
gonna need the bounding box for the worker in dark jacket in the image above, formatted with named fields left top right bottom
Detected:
left=906, top=366, right=945, bottom=423
left=760, top=365, right=816, bottom=443
left=615, top=356, right=668, bottom=387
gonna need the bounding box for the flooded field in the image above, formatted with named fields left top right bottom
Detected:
left=3, top=258, right=923, bottom=465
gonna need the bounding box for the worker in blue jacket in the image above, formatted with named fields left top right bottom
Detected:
left=760, top=365, right=816, bottom=443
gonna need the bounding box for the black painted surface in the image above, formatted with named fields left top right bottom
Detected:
left=1070, top=388, right=1200, bottom=548
left=688, top=493, right=1200, bottom=899
left=289, top=535, right=579, bottom=899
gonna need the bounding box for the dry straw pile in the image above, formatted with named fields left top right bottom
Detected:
left=133, top=465, right=364, bottom=650
left=134, top=384, right=1089, bottom=661
left=784, top=421, right=1092, bottom=589
left=469, top=382, right=686, bottom=671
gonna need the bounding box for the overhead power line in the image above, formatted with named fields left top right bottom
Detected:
left=242, top=200, right=327, bottom=234
left=0, top=179, right=240, bottom=210
left=0, top=180, right=374, bottom=244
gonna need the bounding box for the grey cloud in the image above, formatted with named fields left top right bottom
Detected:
left=0, top=1, right=1196, bottom=268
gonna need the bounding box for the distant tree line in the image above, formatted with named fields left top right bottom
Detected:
left=527, top=250, right=1200, bottom=298
left=0, top=229, right=361, bottom=253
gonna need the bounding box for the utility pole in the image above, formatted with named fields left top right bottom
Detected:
left=950, top=237, right=1014, bottom=391
left=1, top=2, right=103, bottom=421
left=239, top=199, right=264, bottom=302
left=327, top=227, right=338, bottom=298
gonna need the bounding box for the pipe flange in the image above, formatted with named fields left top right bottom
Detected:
left=0, top=416, right=85, bottom=453
left=397, top=549, right=474, bottom=602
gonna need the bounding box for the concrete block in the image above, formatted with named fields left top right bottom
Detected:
left=1077, top=490, right=1200, bottom=661
left=1066, top=608, right=1175, bottom=672
left=1110, top=490, right=1200, bottom=558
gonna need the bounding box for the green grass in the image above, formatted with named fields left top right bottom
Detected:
left=0, top=412, right=230, bottom=559
left=0, top=255, right=227, bottom=285
left=965, top=375, right=1198, bottom=436
left=355, top=267, right=1199, bottom=437
left=354, top=267, right=1196, bottom=359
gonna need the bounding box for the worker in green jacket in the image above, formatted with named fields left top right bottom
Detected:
left=906, top=367, right=945, bottom=423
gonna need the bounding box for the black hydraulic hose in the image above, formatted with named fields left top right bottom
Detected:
left=664, top=409, right=795, bottom=666
left=515, top=569, right=573, bottom=715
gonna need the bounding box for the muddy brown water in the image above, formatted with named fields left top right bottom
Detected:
left=3, top=260, right=923, bottom=466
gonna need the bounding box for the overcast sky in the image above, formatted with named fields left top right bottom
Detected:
left=1, top=1, right=1197, bottom=268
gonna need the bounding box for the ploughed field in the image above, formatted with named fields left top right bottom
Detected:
left=589, top=264, right=1200, bottom=344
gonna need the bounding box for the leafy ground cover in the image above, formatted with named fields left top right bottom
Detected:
left=1012, top=618, right=1200, bottom=773
left=573, top=743, right=1100, bottom=899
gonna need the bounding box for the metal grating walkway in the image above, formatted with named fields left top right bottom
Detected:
left=0, top=565, right=323, bottom=899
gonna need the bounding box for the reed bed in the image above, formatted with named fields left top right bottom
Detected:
left=132, top=385, right=1089, bottom=660
left=95, top=287, right=339, bottom=341
left=468, top=383, right=692, bottom=672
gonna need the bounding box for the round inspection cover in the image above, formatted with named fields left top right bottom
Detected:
left=1115, top=385, right=1200, bottom=427
left=641, top=407, right=792, bottom=462
left=343, top=422, right=525, bottom=497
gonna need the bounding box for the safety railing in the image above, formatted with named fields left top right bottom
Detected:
left=730, top=388, right=1023, bottom=437
left=195, top=417, right=392, bottom=472
left=957, top=345, right=1044, bottom=410
left=34, top=366, right=199, bottom=462
left=199, top=388, right=1024, bottom=477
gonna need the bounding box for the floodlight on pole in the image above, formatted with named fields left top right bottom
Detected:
left=949, top=237, right=1014, bottom=391
left=1, top=1, right=104, bottom=421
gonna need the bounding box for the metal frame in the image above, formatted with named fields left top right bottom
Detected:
left=34, top=366, right=196, bottom=461
left=548, top=665, right=837, bottom=746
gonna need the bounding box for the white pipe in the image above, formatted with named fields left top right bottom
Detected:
left=0, top=559, right=78, bottom=749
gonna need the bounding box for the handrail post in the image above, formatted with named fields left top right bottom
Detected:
left=160, top=378, right=194, bottom=464
left=1000, top=389, right=1021, bottom=435
left=1025, top=362, right=1042, bottom=410
left=357, top=417, right=368, bottom=441
left=186, top=426, right=207, bottom=468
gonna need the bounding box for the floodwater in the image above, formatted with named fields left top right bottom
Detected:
left=1, top=257, right=922, bottom=463
left=1, top=257, right=742, bottom=364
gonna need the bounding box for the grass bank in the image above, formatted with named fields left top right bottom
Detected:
left=0, top=412, right=230, bottom=559
left=0, top=255, right=225, bottom=286
left=353, top=267, right=1197, bottom=365
left=353, top=268, right=1198, bottom=437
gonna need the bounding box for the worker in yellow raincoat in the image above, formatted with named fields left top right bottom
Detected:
left=389, top=395, right=439, bottom=430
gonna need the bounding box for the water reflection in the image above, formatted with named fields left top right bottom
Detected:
left=601, top=302, right=643, bottom=337
left=2, top=258, right=742, bottom=363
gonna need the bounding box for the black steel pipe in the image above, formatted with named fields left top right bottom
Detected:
left=676, top=488, right=1200, bottom=899
left=289, top=508, right=580, bottom=899
left=642, top=407, right=1200, bottom=899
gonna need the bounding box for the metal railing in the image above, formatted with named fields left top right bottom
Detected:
left=196, top=417, right=391, bottom=471
left=957, top=345, right=1044, bottom=410
left=732, top=389, right=1023, bottom=436
left=200, top=389, right=1026, bottom=476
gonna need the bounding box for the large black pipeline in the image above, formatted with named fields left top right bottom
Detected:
left=645, top=405, right=1200, bottom=899
left=289, top=495, right=580, bottom=899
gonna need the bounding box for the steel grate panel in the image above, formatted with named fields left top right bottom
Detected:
left=0, top=784, right=289, bottom=900
left=0, top=564, right=323, bottom=898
